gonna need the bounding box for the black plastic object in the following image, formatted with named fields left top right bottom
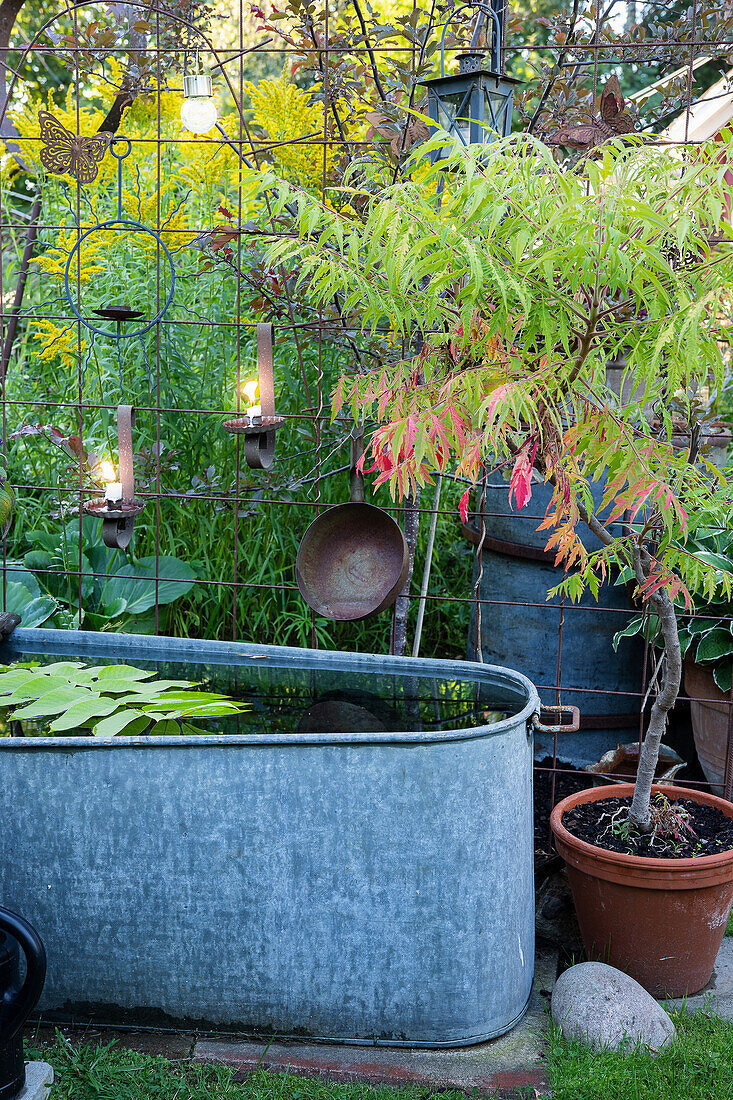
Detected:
left=0, top=908, right=46, bottom=1100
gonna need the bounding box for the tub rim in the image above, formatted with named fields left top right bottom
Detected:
left=0, top=627, right=540, bottom=749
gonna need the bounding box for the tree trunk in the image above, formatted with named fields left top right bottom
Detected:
left=575, top=504, right=682, bottom=831
left=628, top=585, right=682, bottom=830
left=392, top=487, right=421, bottom=656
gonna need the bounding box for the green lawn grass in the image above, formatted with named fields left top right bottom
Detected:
left=31, top=1001, right=733, bottom=1100
left=727, top=908, right=733, bottom=936
left=548, top=1007, right=733, bottom=1100
left=29, top=1037, right=485, bottom=1100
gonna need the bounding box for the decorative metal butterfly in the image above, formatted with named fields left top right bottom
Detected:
left=38, top=110, right=112, bottom=184
left=547, top=76, right=636, bottom=152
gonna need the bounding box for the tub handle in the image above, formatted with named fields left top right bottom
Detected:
left=531, top=705, right=580, bottom=735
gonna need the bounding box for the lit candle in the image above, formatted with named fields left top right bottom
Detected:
left=105, top=482, right=123, bottom=506
left=243, top=379, right=261, bottom=421
left=99, top=459, right=116, bottom=482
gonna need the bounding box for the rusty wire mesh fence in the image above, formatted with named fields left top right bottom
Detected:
left=0, top=0, right=732, bottom=859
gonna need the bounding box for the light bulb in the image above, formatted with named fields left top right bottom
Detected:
left=181, top=96, right=218, bottom=134
left=181, top=74, right=218, bottom=134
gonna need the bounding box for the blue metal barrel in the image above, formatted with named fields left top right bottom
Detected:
left=467, top=477, right=644, bottom=765
left=0, top=629, right=538, bottom=1047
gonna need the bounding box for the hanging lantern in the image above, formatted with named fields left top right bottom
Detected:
left=418, top=2, right=518, bottom=165
left=181, top=74, right=218, bottom=135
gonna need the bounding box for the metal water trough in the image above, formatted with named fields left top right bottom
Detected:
left=0, top=629, right=539, bottom=1047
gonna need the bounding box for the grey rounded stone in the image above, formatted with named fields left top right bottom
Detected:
left=551, top=961, right=676, bottom=1053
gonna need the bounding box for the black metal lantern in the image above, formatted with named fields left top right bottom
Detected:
left=419, top=2, right=519, bottom=164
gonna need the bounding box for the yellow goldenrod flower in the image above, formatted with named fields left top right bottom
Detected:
left=243, top=70, right=335, bottom=189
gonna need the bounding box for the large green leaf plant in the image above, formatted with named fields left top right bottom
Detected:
left=12, top=517, right=195, bottom=632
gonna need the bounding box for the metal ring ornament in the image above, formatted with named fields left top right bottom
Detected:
left=64, top=219, right=176, bottom=340
left=110, top=136, right=132, bottom=160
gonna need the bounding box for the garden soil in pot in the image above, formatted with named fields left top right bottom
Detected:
left=551, top=784, right=733, bottom=998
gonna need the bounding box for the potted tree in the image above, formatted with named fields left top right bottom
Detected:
left=254, top=130, right=733, bottom=995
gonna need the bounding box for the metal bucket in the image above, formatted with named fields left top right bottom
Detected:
left=467, top=476, right=644, bottom=767
left=0, top=628, right=540, bottom=1047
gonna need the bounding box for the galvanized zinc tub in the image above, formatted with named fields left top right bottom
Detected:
left=0, top=629, right=540, bottom=1047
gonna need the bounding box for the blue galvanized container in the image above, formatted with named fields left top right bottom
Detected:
left=0, top=629, right=539, bottom=1047
left=468, top=476, right=644, bottom=766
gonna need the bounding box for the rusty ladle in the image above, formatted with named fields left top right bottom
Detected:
left=296, top=431, right=409, bottom=621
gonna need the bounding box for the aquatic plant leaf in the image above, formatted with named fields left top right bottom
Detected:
left=95, top=665, right=157, bottom=683
left=175, top=703, right=241, bottom=717
left=12, top=687, right=95, bottom=719
left=67, top=666, right=113, bottom=684
left=151, top=719, right=182, bottom=735
left=92, top=710, right=152, bottom=737
left=0, top=659, right=247, bottom=735
left=1, top=675, right=88, bottom=703
left=115, top=680, right=196, bottom=697
left=0, top=669, right=39, bottom=694
left=138, top=690, right=237, bottom=704
left=49, top=697, right=121, bottom=731
left=38, top=662, right=86, bottom=674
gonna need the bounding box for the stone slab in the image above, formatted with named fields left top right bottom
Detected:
left=193, top=952, right=556, bottom=1097
left=666, top=935, right=733, bottom=1020
left=15, top=1062, right=53, bottom=1100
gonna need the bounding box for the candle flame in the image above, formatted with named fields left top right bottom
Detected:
left=99, top=460, right=116, bottom=482
left=243, top=379, right=259, bottom=405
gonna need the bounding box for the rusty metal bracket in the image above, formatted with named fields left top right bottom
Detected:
left=83, top=405, right=144, bottom=551
left=224, top=323, right=286, bottom=469
left=531, top=705, right=581, bottom=735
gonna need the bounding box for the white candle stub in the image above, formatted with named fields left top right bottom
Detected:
left=247, top=404, right=262, bottom=420
left=105, top=482, right=123, bottom=504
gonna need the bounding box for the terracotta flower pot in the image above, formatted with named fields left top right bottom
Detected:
left=551, top=783, right=733, bottom=997
left=684, top=661, right=730, bottom=796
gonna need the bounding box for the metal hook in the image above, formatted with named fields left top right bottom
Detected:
left=440, top=2, right=502, bottom=75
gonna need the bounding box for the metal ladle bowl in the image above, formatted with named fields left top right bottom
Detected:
left=296, top=465, right=409, bottom=622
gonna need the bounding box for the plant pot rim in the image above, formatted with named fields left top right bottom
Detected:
left=551, top=783, right=733, bottom=883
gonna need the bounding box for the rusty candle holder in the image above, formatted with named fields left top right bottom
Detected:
left=224, top=322, right=285, bottom=470
left=83, top=405, right=144, bottom=550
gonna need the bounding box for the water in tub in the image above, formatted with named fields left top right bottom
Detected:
left=0, top=650, right=517, bottom=737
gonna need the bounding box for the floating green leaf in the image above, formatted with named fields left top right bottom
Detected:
left=0, top=661, right=248, bottom=737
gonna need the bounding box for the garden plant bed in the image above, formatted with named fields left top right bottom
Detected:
left=562, top=794, right=733, bottom=859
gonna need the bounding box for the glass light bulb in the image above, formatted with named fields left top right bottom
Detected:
left=180, top=96, right=218, bottom=135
